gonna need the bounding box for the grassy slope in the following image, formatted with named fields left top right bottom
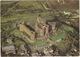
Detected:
left=11, top=29, right=22, bottom=38
left=1, top=1, right=43, bottom=22
left=31, top=41, right=46, bottom=46
left=1, top=1, right=15, bottom=4
left=51, top=31, right=65, bottom=42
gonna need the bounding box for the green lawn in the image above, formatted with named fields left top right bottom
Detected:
left=11, top=29, right=22, bottom=38
left=51, top=32, right=66, bottom=42
left=31, top=41, right=46, bottom=46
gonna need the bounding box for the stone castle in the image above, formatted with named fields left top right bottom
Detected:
left=19, top=15, right=57, bottom=43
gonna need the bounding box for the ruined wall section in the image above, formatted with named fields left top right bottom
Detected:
left=35, top=24, right=45, bottom=37
left=48, top=22, right=57, bottom=32
left=45, top=25, right=49, bottom=35
left=19, top=24, right=35, bottom=40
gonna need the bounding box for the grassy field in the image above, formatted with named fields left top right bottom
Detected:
left=1, top=1, right=44, bottom=22
left=1, top=1, right=15, bottom=4
left=11, top=29, right=22, bottom=38
left=1, top=12, right=52, bottom=22
left=31, top=41, right=46, bottom=46
left=51, top=31, right=66, bottom=42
